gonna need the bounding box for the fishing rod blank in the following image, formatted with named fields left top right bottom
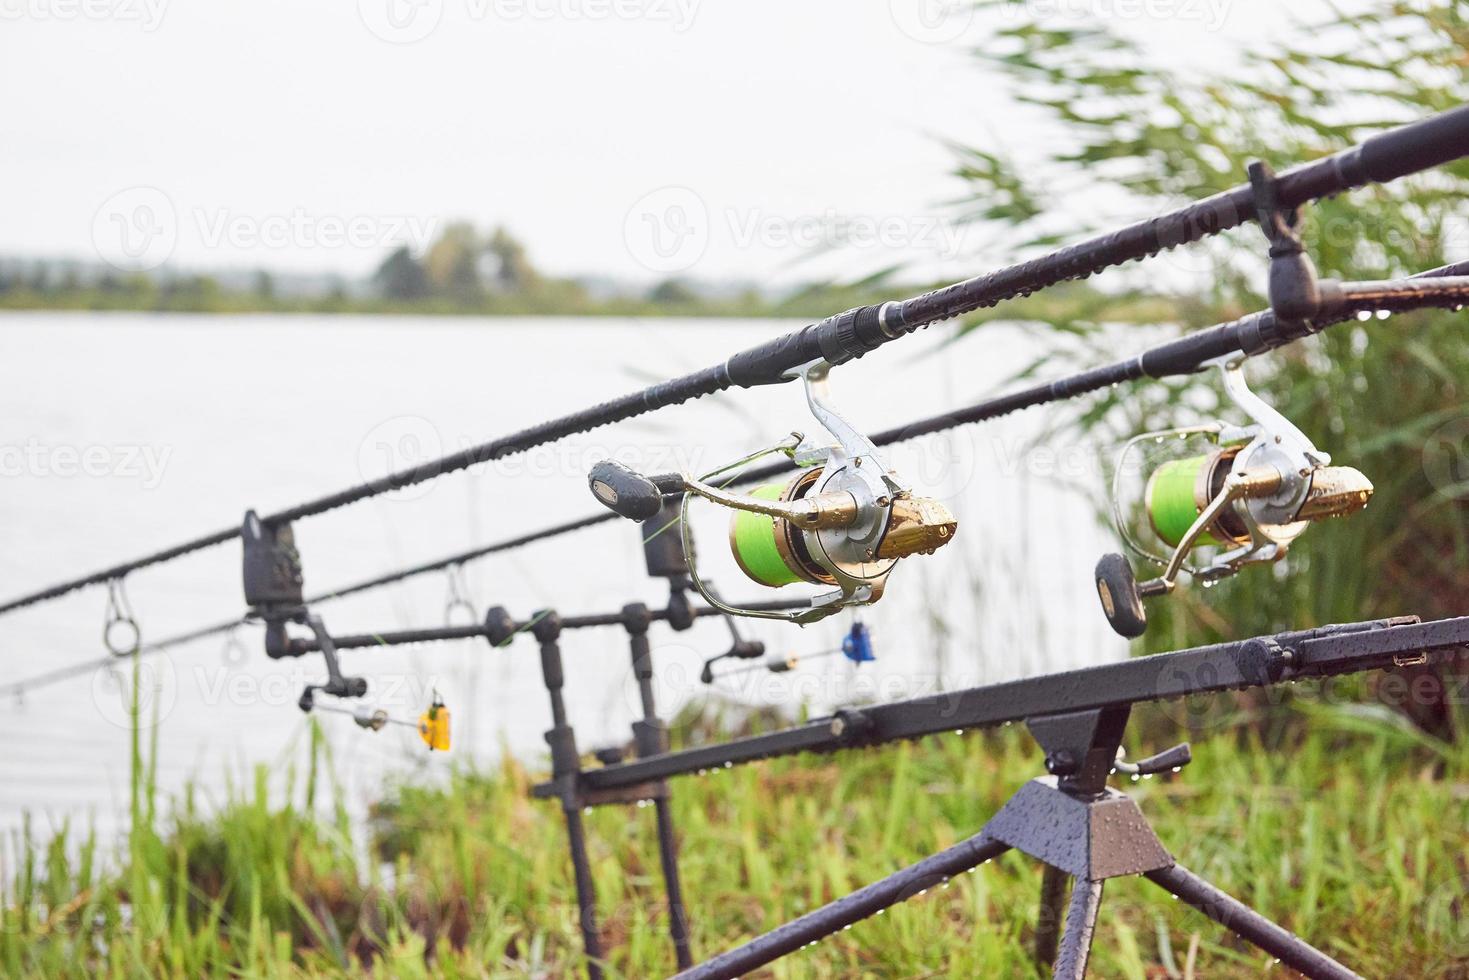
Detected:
left=7, top=255, right=1468, bottom=699
left=3, top=106, right=1466, bottom=619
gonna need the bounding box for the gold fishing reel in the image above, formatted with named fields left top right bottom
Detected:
left=588, top=359, right=958, bottom=624
left=1095, top=356, right=1373, bottom=638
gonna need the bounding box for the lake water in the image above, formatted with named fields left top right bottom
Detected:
left=0, top=312, right=1125, bottom=854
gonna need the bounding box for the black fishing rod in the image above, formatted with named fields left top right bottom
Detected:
left=3, top=106, right=1466, bottom=619
left=581, top=149, right=1469, bottom=635
left=6, top=252, right=1468, bottom=701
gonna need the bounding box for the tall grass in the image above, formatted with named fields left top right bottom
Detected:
left=3, top=679, right=1466, bottom=978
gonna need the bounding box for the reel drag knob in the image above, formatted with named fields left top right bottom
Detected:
left=588, top=460, right=683, bottom=522
left=1094, top=553, right=1148, bottom=638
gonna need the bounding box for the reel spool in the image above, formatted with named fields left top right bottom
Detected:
left=1095, top=357, right=1373, bottom=638
left=588, top=358, right=958, bottom=625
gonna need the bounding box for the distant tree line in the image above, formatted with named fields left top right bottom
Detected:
left=0, top=220, right=913, bottom=318
left=372, top=223, right=551, bottom=303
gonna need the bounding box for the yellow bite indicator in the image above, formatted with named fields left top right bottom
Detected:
left=418, top=692, right=451, bottom=752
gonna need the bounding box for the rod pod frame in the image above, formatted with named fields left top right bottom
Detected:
left=486, top=591, right=700, bottom=975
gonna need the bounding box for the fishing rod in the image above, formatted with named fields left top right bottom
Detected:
left=587, top=158, right=1469, bottom=628
left=590, top=271, right=1469, bottom=629
left=2, top=106, right=1466, bottom=620
left=7, top=250, right=1468, bottom=701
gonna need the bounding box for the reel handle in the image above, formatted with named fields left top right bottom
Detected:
left=1094, top=553, right=1150, bottom=638
left=588, top=460, right=685, bottom=522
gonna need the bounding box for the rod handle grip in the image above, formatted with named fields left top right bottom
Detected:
left=588, top=460, right=683, bottom=522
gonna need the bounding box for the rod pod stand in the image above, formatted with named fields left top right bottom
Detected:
left=497, top=595, right=703, bottom=977
left=1001, top=705, right=1357, bottom=979
left=621, top=600, right=695, bottom=970
left=677, top=696, right=1361, bottom=980
left=483, top=607, right=604, bottom=980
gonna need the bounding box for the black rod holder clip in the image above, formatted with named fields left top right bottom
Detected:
left=241, top=509, right=305, bottom=659
left=296, top=613, right=367, bottom=712
left=241, top=509, right=366, bottom=708
left=1247, top=159, right=1342, bottom=337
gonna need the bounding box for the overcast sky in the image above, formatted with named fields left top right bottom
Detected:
left=2, top=0, right=1337, bottom=285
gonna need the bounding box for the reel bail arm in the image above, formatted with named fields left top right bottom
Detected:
left=589, top=359, right=957, bottom=625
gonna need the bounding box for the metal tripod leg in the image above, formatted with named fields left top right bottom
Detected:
left=653, top=796, right=693, bottom=968
left=625, top=604, right=694, bottom=969
left=1052, top=877, right=1103, bottom=980
left=674, top=834, right=1011, bottom=980
left=562, top=802, right=606, bottom=980
left=1144, top=863, right=1362, bottom=980
left=1034, top=863, right=1069, bottom=968
left=529, top=611, right=605, bottom=980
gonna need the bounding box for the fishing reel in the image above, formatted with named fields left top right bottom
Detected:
left=1094, top=356, right=1373, bottom=638
left=588, top=359, right=958, bottom=624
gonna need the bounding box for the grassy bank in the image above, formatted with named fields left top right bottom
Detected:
left=3, top=693, right=1467, bottom=979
